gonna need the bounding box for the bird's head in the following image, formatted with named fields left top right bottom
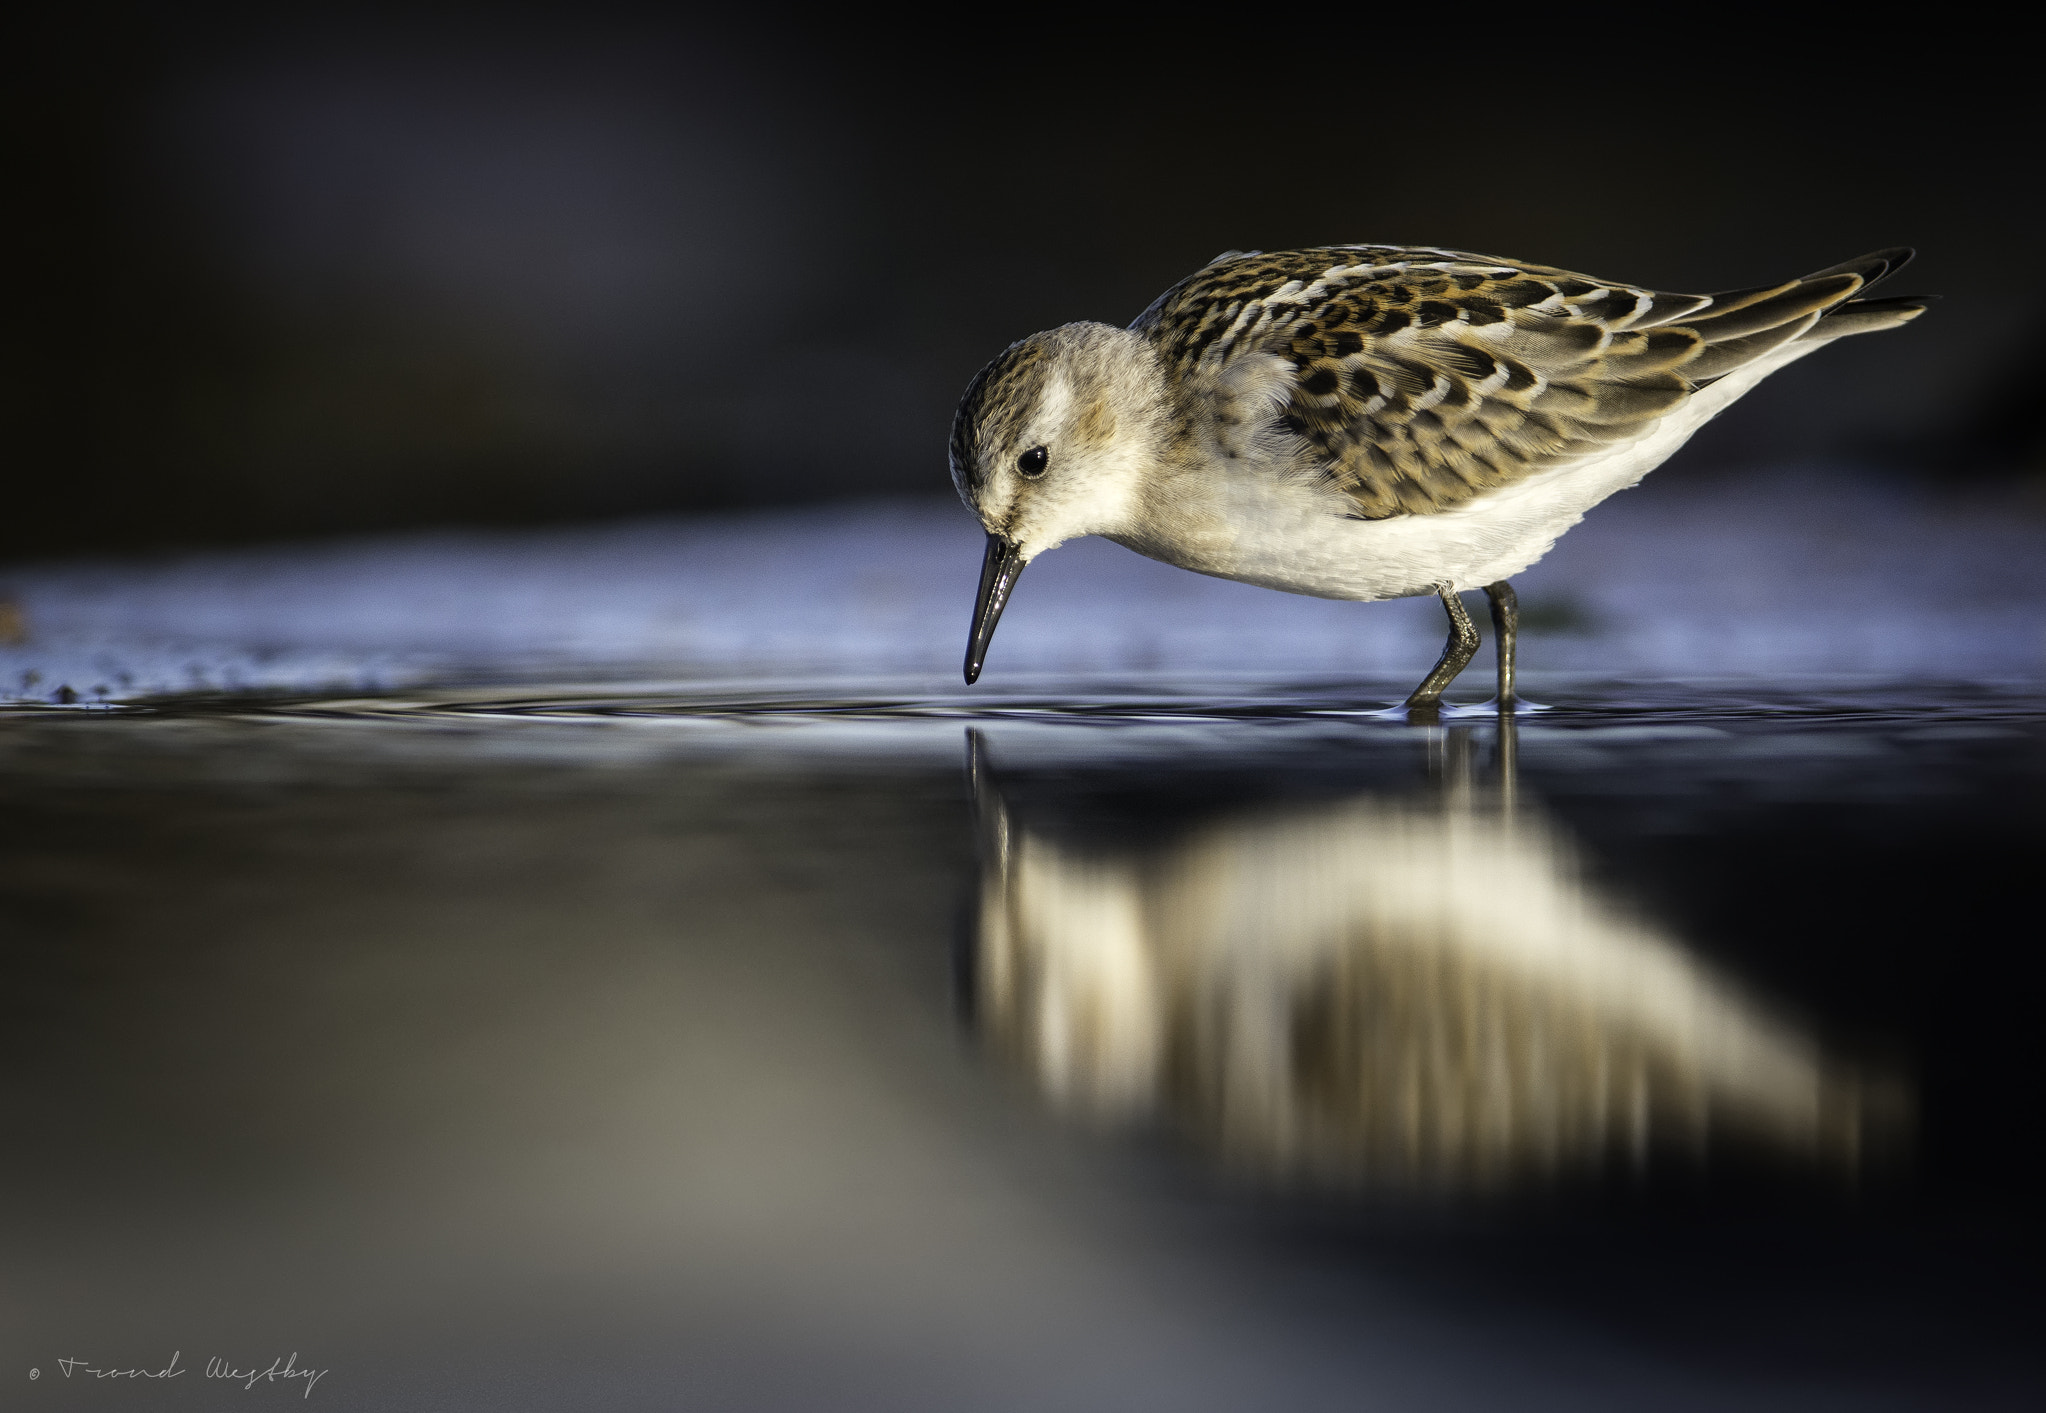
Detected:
left=947, top=321, right=1168, bottom=683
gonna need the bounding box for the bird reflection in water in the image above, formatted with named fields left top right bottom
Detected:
left=968, top=726, right=1898, bottom=1192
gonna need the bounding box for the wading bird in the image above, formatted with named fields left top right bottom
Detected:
left=949, top=245, right=1925, bottom=708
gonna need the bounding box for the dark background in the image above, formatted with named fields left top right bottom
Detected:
left=8, top=5, right=2042, bottom=563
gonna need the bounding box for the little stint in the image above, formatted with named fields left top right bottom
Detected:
left=948, top=244, right=1926, bottom=708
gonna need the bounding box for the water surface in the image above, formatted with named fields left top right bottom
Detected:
left=3, top=677, right=2040, bottom=1409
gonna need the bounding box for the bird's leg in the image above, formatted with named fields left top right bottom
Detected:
left=1494, top=709, right=1519, bottom=815
left=1483, top=580, right=1518, bottom=709
left=1404, top=586, right=1481, bottom=712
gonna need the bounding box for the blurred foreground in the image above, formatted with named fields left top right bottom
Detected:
left=2, top=678, right=2041, bottom=1409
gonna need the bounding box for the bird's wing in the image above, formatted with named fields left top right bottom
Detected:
left=1132, top=245, right=1910, bottom=518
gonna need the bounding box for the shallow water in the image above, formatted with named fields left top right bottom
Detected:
left=4, top=677, right=2042, bottom=1410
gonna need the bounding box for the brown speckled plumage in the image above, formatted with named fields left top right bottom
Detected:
left=1127, top=244, right=1920, bottom=518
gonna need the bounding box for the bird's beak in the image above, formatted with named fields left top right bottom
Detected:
left=964, top=533, right=1026, bottom=685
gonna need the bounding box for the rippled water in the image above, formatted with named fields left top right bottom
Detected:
left=4, top=678, right=2041, bottom=1409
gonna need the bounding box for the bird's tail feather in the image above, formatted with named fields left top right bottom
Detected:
left=1679, top=247, right=1924, bottom=383
left=1800, top=246, right=1915, bottom=290
left=1805, top=294, right=1933, bottom=340
left=1798, top=246, right=1929, bottom=338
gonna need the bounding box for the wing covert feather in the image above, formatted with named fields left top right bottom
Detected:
left=1133, top=245, right=1894, bottom=518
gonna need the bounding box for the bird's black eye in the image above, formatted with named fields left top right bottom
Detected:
left=1017, top=446, right=1048, bottom=477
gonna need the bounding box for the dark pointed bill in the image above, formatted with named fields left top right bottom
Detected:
left=964, top=533, right=1025, bottom=685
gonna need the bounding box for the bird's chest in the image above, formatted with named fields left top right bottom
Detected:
left=1116, top=465, right=1423, bottom=602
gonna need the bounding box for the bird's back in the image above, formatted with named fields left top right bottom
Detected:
left=1133, top=244, right=1927, bottom=521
